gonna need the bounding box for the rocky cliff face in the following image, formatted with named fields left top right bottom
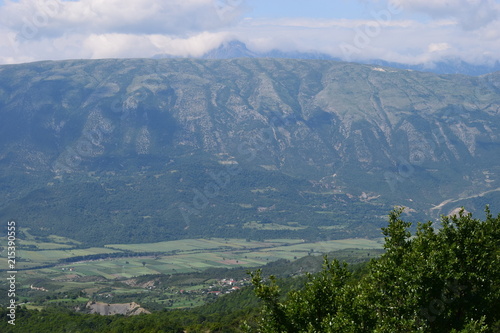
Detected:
left=86, top=301, right=150, bottom=316
left=1, top=58, right=499, bottom=244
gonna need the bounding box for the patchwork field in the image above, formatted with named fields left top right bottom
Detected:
left=0, top=232, right=384, bottom=310
left=1, top=233, right=383, bottom=279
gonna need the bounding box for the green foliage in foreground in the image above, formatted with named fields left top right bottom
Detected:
left=248, top=207, right=500, bottom=333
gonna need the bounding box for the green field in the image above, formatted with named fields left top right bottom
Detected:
left=1, top=237, right=383, bottom=276
left=0, top=235, right=384, bottom=311
left=104, top=238, right=304, bottom=252
left=243, top=221, right=307, bottom=230
left=1, top=236, right=384, bottom=283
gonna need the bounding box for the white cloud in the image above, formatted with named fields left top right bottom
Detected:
left=236, top=16, right=500, bottom=65
left=149, top=32, right=231, bottom=57
left=84, top=32, right=230, bottom=59
left=0, top=0, right=243, bottom=37
left=0, top=0, right=243, bottom=63
left=428, top=43, right=451, bottom=53
left=395, top=0, right=500, bottom=30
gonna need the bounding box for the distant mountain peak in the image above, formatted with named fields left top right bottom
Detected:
left=202, top=40, right=257, bottom=59
left=153, top=40, right=500, bottom=75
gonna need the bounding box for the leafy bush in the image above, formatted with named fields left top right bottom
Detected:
left=249, top=207, right=500, bottom=332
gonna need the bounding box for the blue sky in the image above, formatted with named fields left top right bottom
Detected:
left=247, top=0, right=369, bottom=19
left=0, top=0, right=499, bottom=66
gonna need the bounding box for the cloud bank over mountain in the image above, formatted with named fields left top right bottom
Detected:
left=0, top=0, right=499, bottom=66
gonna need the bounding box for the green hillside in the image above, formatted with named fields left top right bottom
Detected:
left=0, top=59, right=499, bottom=245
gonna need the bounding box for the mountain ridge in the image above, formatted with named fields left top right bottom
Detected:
left=0, top=58, right=499, bottom=245
left=154, top=40, right=500, bottom=76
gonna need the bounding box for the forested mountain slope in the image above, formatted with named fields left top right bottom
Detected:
left=0, top=58, right=499, bottom=244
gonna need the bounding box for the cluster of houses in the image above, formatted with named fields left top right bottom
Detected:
left=179, top=277, right=250, bottom=296
left=61, top=267, right=76, bottom=271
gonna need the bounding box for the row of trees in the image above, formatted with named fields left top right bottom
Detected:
left=248, top=207, right=500, bottom=332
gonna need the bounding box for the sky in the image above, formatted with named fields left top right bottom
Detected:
left=0, top=0, right=499, bottom=66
